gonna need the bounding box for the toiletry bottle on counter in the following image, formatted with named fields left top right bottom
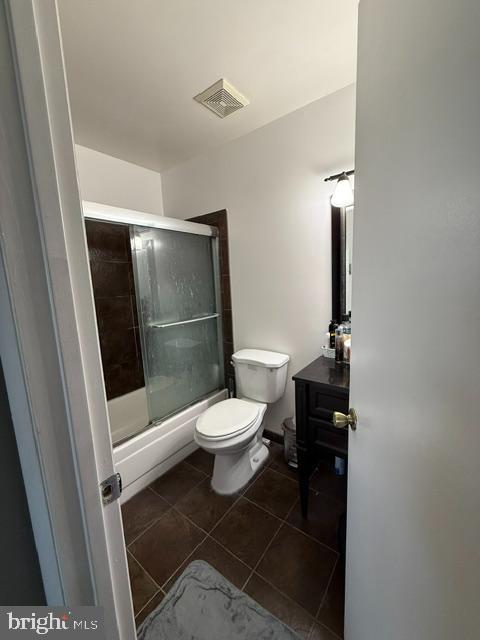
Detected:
left=328, top=320, right=338, bottom=349
left=343, top=316, right=352, bottom=364
left=335, top=321, right=345, bottom=363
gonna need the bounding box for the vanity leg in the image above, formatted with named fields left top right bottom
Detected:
left=297, top=446, right=310, bottom=518
left=295, top=381, right=310, bottom=518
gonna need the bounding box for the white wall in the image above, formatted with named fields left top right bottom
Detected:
left=75, top=144, right=164, bottom=215
left=161, top=85, right=356, bottom=431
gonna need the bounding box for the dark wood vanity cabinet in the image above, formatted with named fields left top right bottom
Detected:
left=293, top=356, right=350, bottom=517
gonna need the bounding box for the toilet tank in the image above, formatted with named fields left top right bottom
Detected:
left=232, top=349, right=290, bottom=403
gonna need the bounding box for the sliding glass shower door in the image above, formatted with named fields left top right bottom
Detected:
left=133, top=225, right=224, bottom=423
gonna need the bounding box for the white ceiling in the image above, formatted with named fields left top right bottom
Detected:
left=58, top=0, right=358, bottom=173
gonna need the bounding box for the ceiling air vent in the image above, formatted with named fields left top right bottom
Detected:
left=194, top=79, right=249, bottom=118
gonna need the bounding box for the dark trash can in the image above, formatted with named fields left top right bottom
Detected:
left=282, top=417, right=297, bottom=469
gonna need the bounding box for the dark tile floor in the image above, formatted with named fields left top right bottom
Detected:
left=121, top=442, right=347, bottom=639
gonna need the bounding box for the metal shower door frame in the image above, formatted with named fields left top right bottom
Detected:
left=83, top=201, right=225, bottom=428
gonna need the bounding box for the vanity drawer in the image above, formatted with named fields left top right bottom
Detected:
left=308, top=417, right=348, bottom=456
left=308, top=384, right=348, bottom=417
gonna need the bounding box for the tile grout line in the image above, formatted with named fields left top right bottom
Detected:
left=267, top=464, right=298, bottom=483
left=171, top=503, right=219, bottom=537
left=268, top=459, right=347, bottom=509
left=170, top=495, right=278, bottom=578
left=134, top=586, right=166, bottom=624
left=126, top=503, right=174, bottom=548
left=241, top=494, right=317, bottom=637
left=265, top=464, right=300, bottom=485
left=241, top=493, right=341, bottom=556
left=247, top=570, right=317, bottom=638
left=173, top=475, right=213, bottom=510
left=124, top=459, right=210, bottom=539
left=126, top=477, right=215, bottom=624
left=128, top=477, right=220, bottom=598
left=149, top=466, right=208, bottom=505
left=241, top=489, right=293, bottom=521
left=175, top=507, right=298, bottom=599
left=182, top=459, right=211, bottom=476
left=241, top=515, right=284, bottom=591
left=315, top=554, right=340, bottom=621
left=154, top=469, right=269, bottom=592
left=284, top=494, right=299, bottom=521
left=175, top=484, right=244, bottom=537
left=153, top=458, right=266, bottom=511
left=201, top=487, right=244, bottom=532
left=202, top=532, right=252, bottom=572
left=126, top=549, right=166, bottom=623
left=240, top=466, right=266, bottom=494
left=241, top=491, right=336, bottom=638
left=159, top=529, right=209, bottom=591
left=126, top=547, right=162, bottom=589
left=307, top=619, right=343, bottom=640
left=158, top=493, right=244, bottom=591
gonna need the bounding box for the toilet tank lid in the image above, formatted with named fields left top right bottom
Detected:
left=232, top=349, right=290, bottom=369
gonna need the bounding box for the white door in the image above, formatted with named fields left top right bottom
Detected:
left=1, top=1, right=135, bottom=638
left=346, top=2, right=480, bottom=639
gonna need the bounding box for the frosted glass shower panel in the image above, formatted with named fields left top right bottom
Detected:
left=137, top=227, right=217, bottom=325
left=144, top=317, right=221, bottom=419
left=133, top=226, right=223, bottom=421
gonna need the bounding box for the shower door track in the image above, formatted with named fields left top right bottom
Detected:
left=147, top=388, right=226, bottom=430
left=83, top=200, right=218, bottom=237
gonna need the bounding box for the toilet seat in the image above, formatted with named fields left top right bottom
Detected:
left=196, top=398, right=260, bottom=440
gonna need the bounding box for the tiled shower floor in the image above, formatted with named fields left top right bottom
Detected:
left=121, top=442, right=347, bottom=639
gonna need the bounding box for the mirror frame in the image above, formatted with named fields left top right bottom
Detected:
left=331, top=205, right=342, bottom=323
left=331, top=204, right=352, bottom=322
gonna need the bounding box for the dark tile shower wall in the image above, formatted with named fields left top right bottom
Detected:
left=187, top=210, right=234, bottom=389
left=85, top=219, right=144, bottom=400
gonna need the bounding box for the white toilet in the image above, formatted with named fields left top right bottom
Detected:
left=194, top=348, right=290, bottom=494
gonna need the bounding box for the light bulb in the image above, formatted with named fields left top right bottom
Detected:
left=331, top=174, right=354, bottom=207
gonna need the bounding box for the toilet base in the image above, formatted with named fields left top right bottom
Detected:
left=211, top=440, right=269, bottom=495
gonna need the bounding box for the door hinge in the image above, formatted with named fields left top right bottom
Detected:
left=100, top=473, right=122, bottom=505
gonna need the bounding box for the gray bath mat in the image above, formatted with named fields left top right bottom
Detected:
left=137, top=560, right=300, bottom=640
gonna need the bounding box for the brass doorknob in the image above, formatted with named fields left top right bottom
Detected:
left=332, top=408, right=358, bottom=431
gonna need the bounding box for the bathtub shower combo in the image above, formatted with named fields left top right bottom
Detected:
left=85, top=202, right=290, bottom=499
left=84, top=202, right=227, bottom=500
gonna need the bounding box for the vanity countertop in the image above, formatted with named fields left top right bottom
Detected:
left=292, top=355, right=349, bottom=395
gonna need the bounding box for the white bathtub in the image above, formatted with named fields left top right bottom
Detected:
left=113, top=389, right=227, bottom=502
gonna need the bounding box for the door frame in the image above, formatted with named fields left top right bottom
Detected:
left=1, top=1, right=135, bottom=637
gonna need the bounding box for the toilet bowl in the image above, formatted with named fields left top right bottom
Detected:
left=194, top=348, right=289, bottom=494
left=195, top=398, right=268, bottom=494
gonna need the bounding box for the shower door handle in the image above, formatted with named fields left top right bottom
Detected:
left=151, top=313, right=219, bottom=329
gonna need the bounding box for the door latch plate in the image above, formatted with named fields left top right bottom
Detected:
left=100, top=473, right=122, bottom=505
